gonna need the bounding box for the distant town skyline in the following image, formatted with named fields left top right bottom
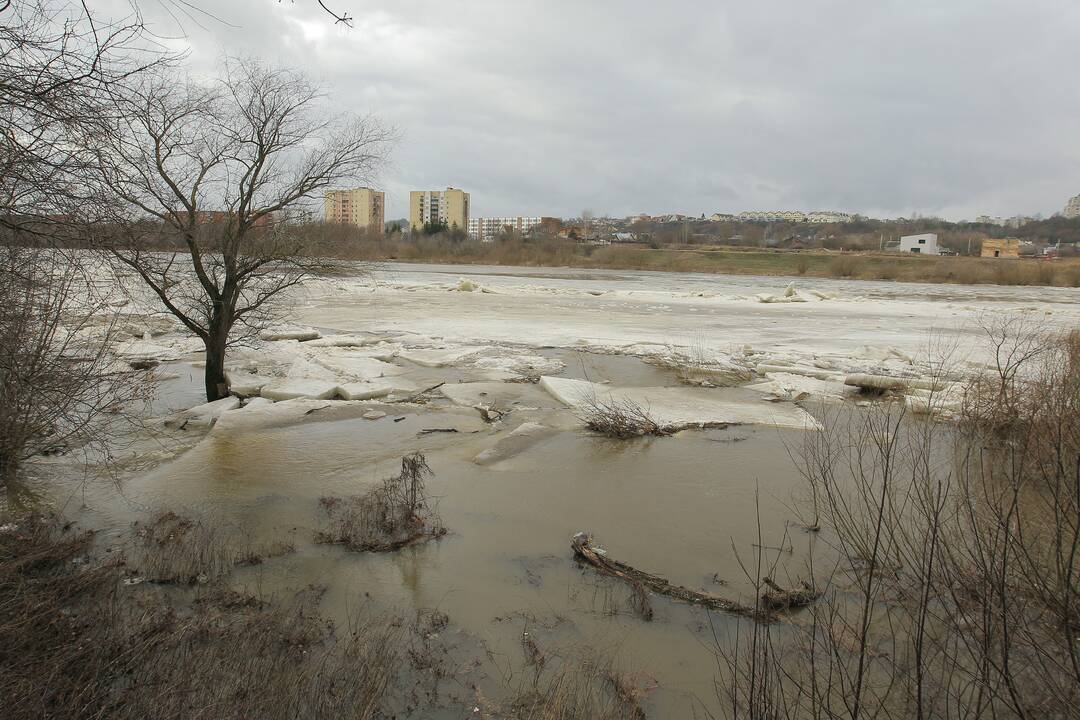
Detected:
left=94, top=0, right=1080, bottom=223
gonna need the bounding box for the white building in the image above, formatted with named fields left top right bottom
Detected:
left=1064, top=194, right=1080, bottom=219
left=737, top=210, right=807, bottom=223
left=806, top=211, right=854, bottom=224
left=467, top=216, right=541, bottom=242
left=898, top=233, right=939, bottom=254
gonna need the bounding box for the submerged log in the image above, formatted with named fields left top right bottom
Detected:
left=570, top=533, right=818, bottom=622
left=571, top=533, right=763, bottom=620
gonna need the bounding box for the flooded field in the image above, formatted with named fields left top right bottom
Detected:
left=31, top=262, right=1080, bottom=716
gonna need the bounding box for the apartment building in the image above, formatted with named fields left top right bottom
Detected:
left=409, top=187, right=470, bottom=232
left=1065, top=193, right=1080, bottom=219
left=731, top=210, right=854, bottom=224
left=806, top=211, right=854, bottom=224
left=324, top=188, right=385, bottom=236
left=467, top=216, right=541, bottom=242
left=738, top=210, right=807, bottom=223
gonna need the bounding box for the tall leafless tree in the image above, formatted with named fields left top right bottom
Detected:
left=93, top=58, right=392, bottom=401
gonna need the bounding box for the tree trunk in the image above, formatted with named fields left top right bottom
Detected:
left=202, top=313, right=232, bottom=402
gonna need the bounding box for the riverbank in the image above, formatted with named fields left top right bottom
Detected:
left=341, top=238, right=1080, bottom=288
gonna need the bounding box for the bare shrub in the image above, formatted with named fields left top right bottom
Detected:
left=579, top=393, right=672, bottom=438
left=0, top=246, right=144, bottom=485
left=831, top=254, right=858, bottom=277
left=316, top=453, right=446, bottom=551
left=874, top=260, right=899, bottom=280
left=658, top=338, right=753, bottom=387
left=719, top=320, right=1080, bottom=718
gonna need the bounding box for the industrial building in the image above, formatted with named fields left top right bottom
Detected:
left=898, top=233, right=939, bottom=254
left=981, top=238, right=1021, bottom=258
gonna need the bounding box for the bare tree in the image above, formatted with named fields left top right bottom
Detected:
left=93, top=58, right=392, bottom=401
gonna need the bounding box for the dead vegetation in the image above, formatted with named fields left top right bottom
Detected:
left=499, top=648, right=652, bottom=720
left=0, top=515, right=403, bottom=720
left=134, top=511, right=295, bottom=584
left=579, top=393, right=673, bottom=438
left=0, top=513, right=494, bottom=720
left=718, top=320, right=1080, bottom=719
left=0, top=245, right=145, bottom=487
left=316, top=452, right=446, bottom=552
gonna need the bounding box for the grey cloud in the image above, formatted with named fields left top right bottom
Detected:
left=96, top=0, right=1080, bottom=219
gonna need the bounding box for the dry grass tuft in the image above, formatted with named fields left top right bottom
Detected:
left=134, top=511, right=295, bottom=584
left=316, top=452, right=446, bottom=551
left=507, top=650, right=651, bottom=720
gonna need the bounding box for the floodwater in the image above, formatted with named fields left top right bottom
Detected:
left=63, top=360, right=819, bottom=717
left=38, top=262, right=1080, bottom=716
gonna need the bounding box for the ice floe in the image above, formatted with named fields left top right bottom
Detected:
left=305, top=334, right=385, bottom=348
left=539, top=376, right=821, bottom=431
left=474, top=422, right=558, bottom=465
left=747, top=373, right=855, bottom=402
left=164, top=396, right=241, bottom=428
left=260, top=379, right=341, bottom=401
left=226, top=371, right=274, bottom=397
left=338, top=377, right=418, bottom=400
left=399, top=346, right=490, bottom=368
left=259, top=326, right=321, bottom=342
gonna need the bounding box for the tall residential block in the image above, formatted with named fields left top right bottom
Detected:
left=324, top=188, right=385, bottom=236
left=1065, top=193, right=1080, bottom=219
left=410, top=187, right=470, bottom=232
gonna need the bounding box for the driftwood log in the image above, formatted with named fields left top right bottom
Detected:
left=570, top=532, right=818, bottom=622
left=761, top=577, right=819, bottom=611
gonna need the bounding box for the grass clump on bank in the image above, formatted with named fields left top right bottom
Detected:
left=316, top=452, right=446, bottom=552
left=134, top=511, right=295, bottom=584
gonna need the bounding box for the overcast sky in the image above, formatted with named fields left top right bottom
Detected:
left=97, top=0, right=1080, bottom=221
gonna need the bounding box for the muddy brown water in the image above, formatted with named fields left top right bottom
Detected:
left=41, top=354, right=824, bottom=717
